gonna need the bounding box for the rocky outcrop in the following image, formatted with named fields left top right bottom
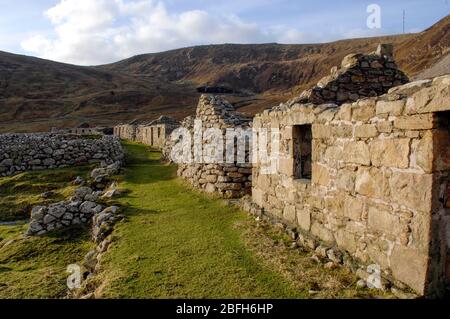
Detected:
left=296, top=44, right=409, bottom=106
left=0, top=134, right=123, bottom=177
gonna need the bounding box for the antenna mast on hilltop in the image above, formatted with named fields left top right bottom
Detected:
left=403, top=9, right=406, bottom=34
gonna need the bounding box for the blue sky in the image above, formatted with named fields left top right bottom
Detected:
left=0, top=0, right=448, bottom=65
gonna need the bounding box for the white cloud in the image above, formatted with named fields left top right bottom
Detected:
left=20, top=0, right=316, bottom=65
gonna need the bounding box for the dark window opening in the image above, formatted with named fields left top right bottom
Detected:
left=293, top=125, right=312, bottom=180
left=151, top=127, right=154, bottom=145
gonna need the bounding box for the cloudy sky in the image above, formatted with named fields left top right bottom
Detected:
left=0, top=0, right=448, bottom=65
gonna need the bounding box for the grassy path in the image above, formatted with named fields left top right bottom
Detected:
left=0, top=142, right=386, bottom=299
left=98, top=142, right=307, bottom=298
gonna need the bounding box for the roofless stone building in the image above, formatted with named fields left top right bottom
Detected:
left=114, top=116, right=180, bottom=148
left=251, top=45, right=450, bottom=296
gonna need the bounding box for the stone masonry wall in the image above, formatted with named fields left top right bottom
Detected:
left=296, top=44, right=409, bottom=105
left=252, top=75, right=450, bottom=296
left=0, top=134, right=124, bottom=177
left=175, top=95, right=253, bottom=198
left=114, top=116, right=179, bottom=149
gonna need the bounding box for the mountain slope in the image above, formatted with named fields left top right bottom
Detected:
left=0, top=14, right=449, bottom=133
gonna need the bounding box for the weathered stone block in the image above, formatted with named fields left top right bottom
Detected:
left=376, top=121, right=393, bottom=133
left=343, top=195, right=364, bottom=221
left=394, top=114, right=436, bottom=130
left=297, top=209, right=311, bottom=231
left=413, top=131, right=433, bottom=173
left=389, top=172, right=433, bottom=212
left=284, top=126, right=293, bottom=139
left=279, top=158, right=294, bottom=176
left=334, top=125, right=353, bottom=138
left=343, top=142, right=370, bottom=165
left=368, top=204, right=401, bottom=236
left=312, top=124, right=332, bottom=139
left=283, top=205, right=296, bottom=223
left=324, top=146, right=343, bottom=167
left=352, top=100, right=376, bottom=121
left=390, top=245, right=429, bottom=295
left=312, top=164, right=330, bottom=187
left=410, top=213, right=431, bottom=253
left=206, top=175, right=218, bottom=183
left=335, top=229, right=357, bottom=254
left=341, top=54, right=360, bottom=68
left=311, top=222, right=335, bottom=244
left=205, top=183, right=216, bottom=193
left=355, top=167, right=390, bottom=199
left=367, top=245, right=389, bottom=269
left=355, top=125, right=378, bottom=138
left=370, top=138, right=410, bottom=169
left=376, top=100, right=405, bottom=116
left=405, top=76, right=450, bottom=115
left=335, top=104, right=352, bottom=121
left=336, top=168, right=356, bottom=192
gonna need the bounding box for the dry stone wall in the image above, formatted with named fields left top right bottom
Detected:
left=175, top=95, right=253, bottom=198
left=296, top=44, right=409, bottom=105
left=0, top=134, right=124, bottom=177
left=252, top=75, right=450, bottom=297
left=26, top=161, right=123, bottom=236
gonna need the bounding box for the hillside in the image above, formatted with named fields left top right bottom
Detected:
left=0, top=14, right=449, bottom=133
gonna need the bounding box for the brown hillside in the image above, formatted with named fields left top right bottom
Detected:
left=0, top=14, right=448, bottom=133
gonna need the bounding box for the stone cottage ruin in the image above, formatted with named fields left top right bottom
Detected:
left=252, top=74, right=450, bottom=297
left=174, top=95, right=253, bottom=198
left=114, top=116, right=180, bottom=148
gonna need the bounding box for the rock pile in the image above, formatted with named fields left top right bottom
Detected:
left=295, top=44, right=409, bottom=106
left=0, top=134, right=124, bottom=177
left=26, top=161, right=123, bottom=236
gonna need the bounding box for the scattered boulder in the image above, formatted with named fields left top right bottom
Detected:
left=74, top=187, right=93, bottom=201
left=73, top=176, right=85, bottom=185
left=102, top=189, right=120, bottom=199
left=80, top=201, right=98, bottom=214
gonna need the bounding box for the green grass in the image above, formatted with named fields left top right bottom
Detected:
left=0, top=165, right=93, bottom=222
left=0, top=225, right=94, bottom=299
left=0, top=142, right=391, bottom=299
left=96, top=142, right=389, bottom=299
left=0, top=165, right=95, bottom=299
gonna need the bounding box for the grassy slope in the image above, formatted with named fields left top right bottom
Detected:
left=0, top=165, right=95, bottom=298
left=0, top=226, right=93, bottom=299
left=97, top=142, right=390, bottom=299
left=0, top=166, right=93, bottom=222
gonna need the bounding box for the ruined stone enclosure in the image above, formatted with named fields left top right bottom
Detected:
left=252, top=75, right=450, bottom=297
left=176, top=95, right=253, bottom=198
